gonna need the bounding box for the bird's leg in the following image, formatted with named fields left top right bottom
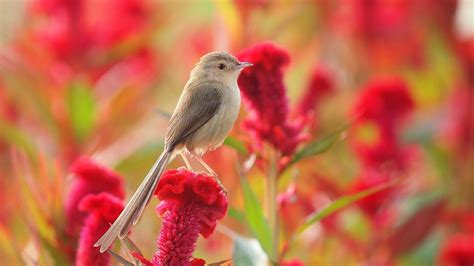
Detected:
left=179, top=151, right=194, bottom=171
left=192, top=153, right=227, bottom=194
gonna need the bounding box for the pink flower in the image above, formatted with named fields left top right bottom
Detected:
left=152, top=169, right=228, bottom=265
left=295, top=65, right=334, bottom=118
left=439, top=233, right=474, bottom=266
left=237, top=42, right=307, bottom=155
left=65, top=157, right=125, bottom=236
left=76, top=193, right=124, bottom=266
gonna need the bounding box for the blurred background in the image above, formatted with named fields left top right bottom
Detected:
left=0, top=0, right=473, bottom=265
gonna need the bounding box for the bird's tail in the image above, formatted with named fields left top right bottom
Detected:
left=94, top=150, right=172, bottom=253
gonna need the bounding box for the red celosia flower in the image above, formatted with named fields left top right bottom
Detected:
left=439, top=233, right=474, bottom=266
left=76, top=193, right=124, bottom=266
left=29, top=0, right=150, bottom=61
left=341, top=0, right=426, bottom=68
left=351, top=77, right=415, bottom=170
left=237, top=42, right=307, bottom=155
left=152, top=169, right=228, bottom=265
left=65, top=157, right=125, bottom=236
left=296, top=65, right=334, bottom=118
left=352, top=77, right=414, bottom=129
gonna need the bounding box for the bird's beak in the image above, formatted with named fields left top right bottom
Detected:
left=237, top=62, right=253, bottom=69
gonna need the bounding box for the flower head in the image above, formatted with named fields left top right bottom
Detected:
left=65, top=157, right=125, bottom=236
left=237, top=42, right=307, bottom=155
left=352, top=77, right=414, bottom=128
left=152, top=169, right=228, bottom=265
left=29, top=0, right=150, bottom=61
left=351, top=77, right=415, bottom=170
left=75, top=193, right=124, bottom=266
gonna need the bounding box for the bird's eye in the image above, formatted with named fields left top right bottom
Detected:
left=218, top=63, right=226, bottom=70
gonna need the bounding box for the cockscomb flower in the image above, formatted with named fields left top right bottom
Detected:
left=65, top=157, right=125, bottom=236
left=152, top=169, right=228, bottom=265
left=295, top=65, right=334, bottom=118
left=352, top=77, right=414, bottom=129
left=29, top=0, right=150, bottom=61
left=237, top=42, right=307, bottom=155
left=351, top=77, right=415, bottom=170
left=439, top=233, right=474, bottom=266
left=76, top=193, right=124, bottom=266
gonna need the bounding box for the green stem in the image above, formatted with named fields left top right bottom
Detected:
left=267, top=147, right=279, bottom=261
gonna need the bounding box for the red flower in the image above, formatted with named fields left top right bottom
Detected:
left=76, top=193, right=124, bottom=266
left=296, top=65, right=334, bottom=118
left=352, top=77, right=414, bottom=129
left=237, top=42, right=307, bottom=155
left=342, top=0, right=425, bottom=68
left=439, top=233, right=474, bottom=266
left=29, top=0, right=150, bottom=61
left=351, top=77, right=415, bottom=170
left=27, top=0, right=154, bottom=82
left=65, top=157, right=125, bottom=236
left=152, top=169, right=228, bottom=265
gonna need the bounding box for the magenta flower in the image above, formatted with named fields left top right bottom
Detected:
left=75, top=193, right=124, bottom=266
left=151, top=169, right=228, bottom=265
left=237, top=42, right=307, bottom=155
left=65, top=157, right=125, bottom=236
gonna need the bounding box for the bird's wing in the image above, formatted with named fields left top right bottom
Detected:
left=165, top=80, right=224, bottom=150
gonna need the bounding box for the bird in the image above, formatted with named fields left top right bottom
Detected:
left=94, top=51, right=253, bottom=253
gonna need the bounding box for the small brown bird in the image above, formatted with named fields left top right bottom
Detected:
left=94, top=51, right=252, bottom=253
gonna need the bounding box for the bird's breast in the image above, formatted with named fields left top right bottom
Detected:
left=189, top=83, right=240, bottom=155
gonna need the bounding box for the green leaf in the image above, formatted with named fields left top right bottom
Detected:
left=240, top=176, right=274, bottom=259
left=232, top=236, right=269, bottom=266
left=293, top=180, right=398, bottom=240
left=38, top=234, right=70, bottom=266
left=68, top=82, right=96, bottom=141
left=0, top=120, right=36, bottom=162
left=224, top=136, right=248, bottom=154
left=289, top=125, right=347, bottom=165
